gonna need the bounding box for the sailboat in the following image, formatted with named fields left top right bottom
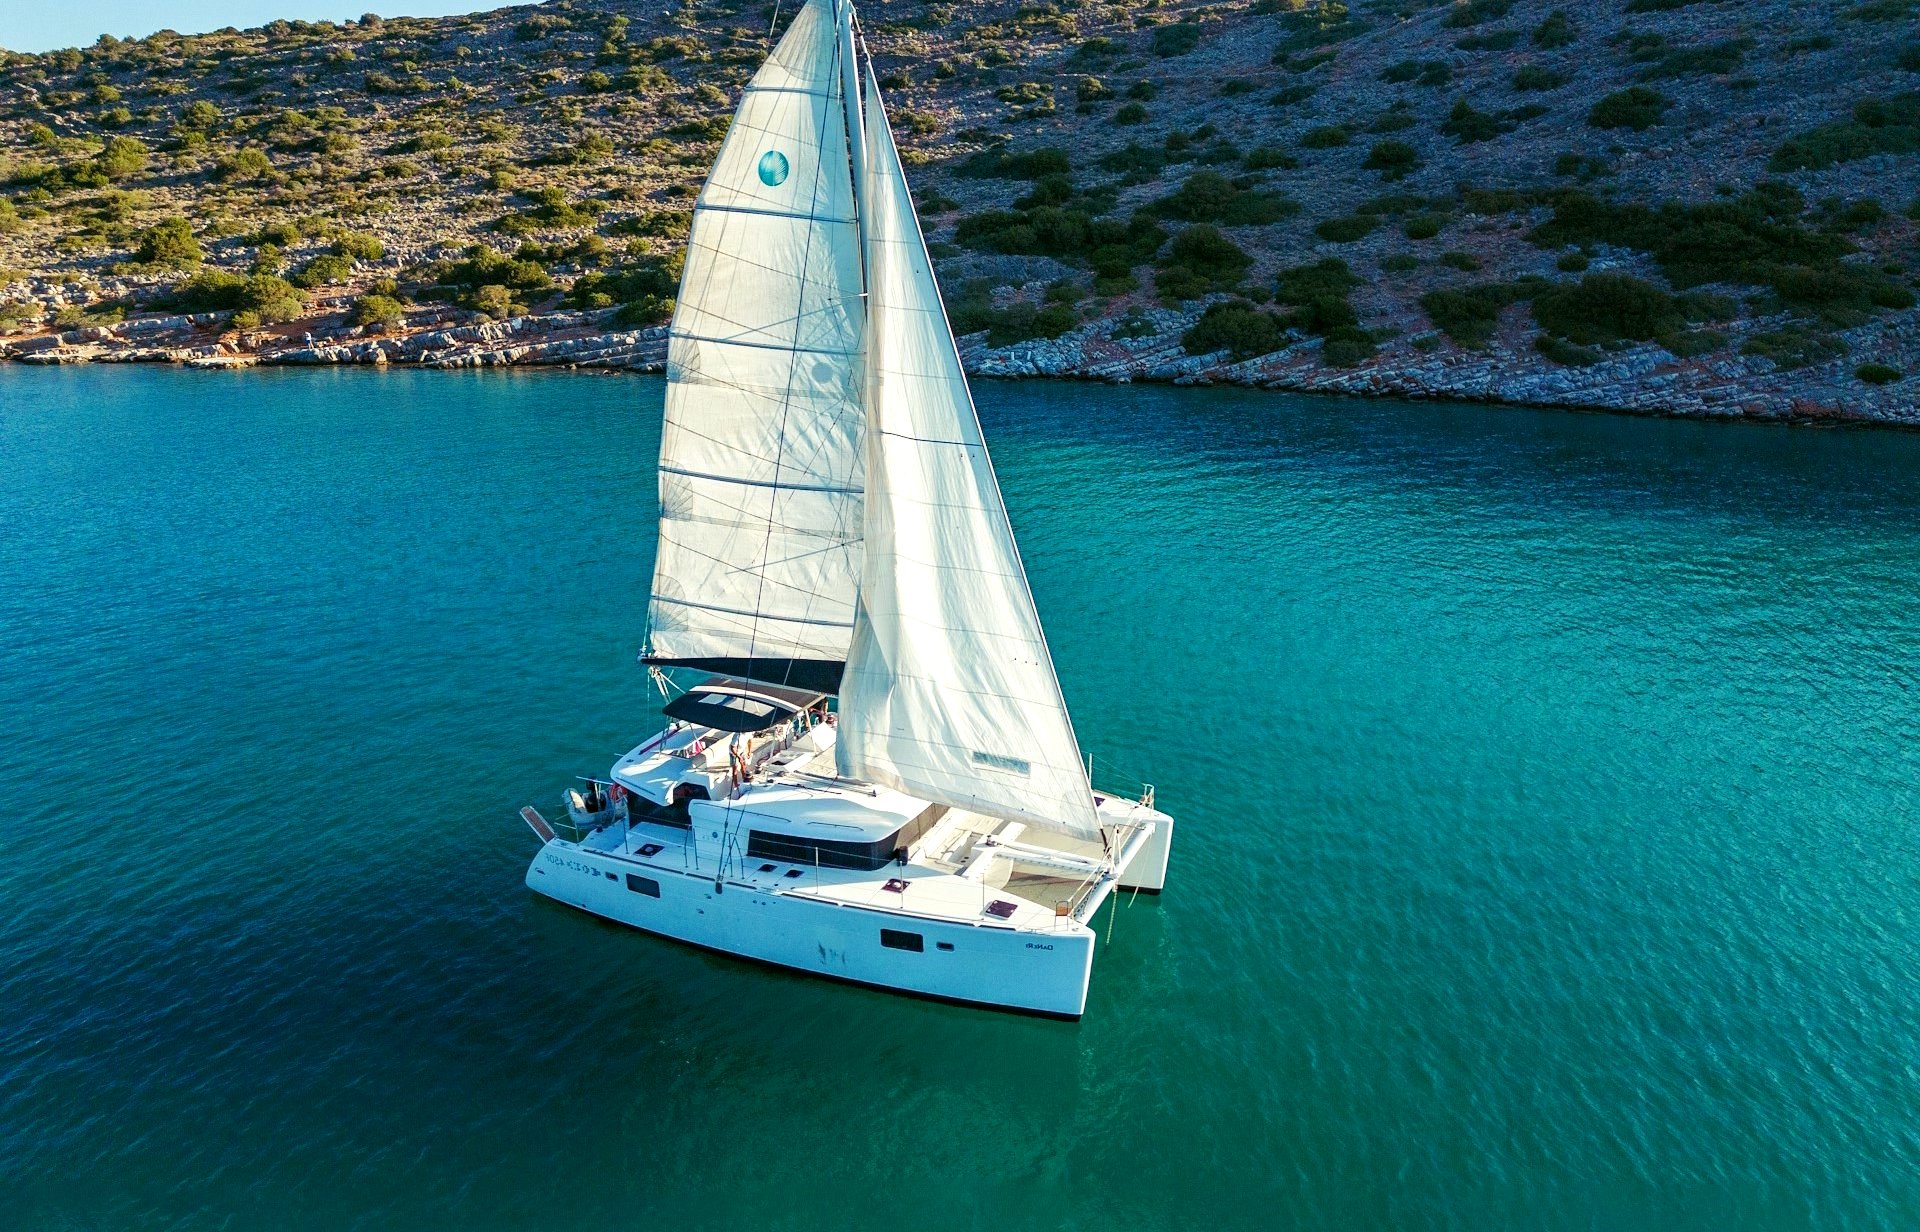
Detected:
left=519, top=0, right=1174, bottom=1018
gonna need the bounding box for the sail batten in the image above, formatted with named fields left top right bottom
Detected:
left=832, top=64, right=1099, bottom=841
left=646, top=0, right=866, bottom=687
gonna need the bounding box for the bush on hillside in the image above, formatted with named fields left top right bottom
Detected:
left=1588, top=86, right=1669, bottom=130
left=136, top=217, right=201, bottom=268
left=1182, top=299, right=1284, bottom=360
left=1155, top=225, right=1252, bottom=300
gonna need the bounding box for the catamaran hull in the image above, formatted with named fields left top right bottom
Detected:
left=525, top=842, right=1098, bottom=1017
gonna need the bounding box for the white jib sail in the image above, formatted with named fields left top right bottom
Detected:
left=835, top=65, right=1101, bottom=841
left=646, top=0, right=866, bottom=681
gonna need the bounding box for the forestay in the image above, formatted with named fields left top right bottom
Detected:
left=834, top=66, right=1101, bottom=841
left=644, top=0, right=865, bottom=696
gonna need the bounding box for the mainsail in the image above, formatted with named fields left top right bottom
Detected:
left=833, top=64, right=1101, bottom=840
left=643, top=0, right=866, bottom=696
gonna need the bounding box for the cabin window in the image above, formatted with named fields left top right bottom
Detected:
left=880, top=929, right=924, bottom=952
left=626, top=874, right=661, bottom=897
left=631, top=794, right=694, bottom=830
left=744, top=805, right=950, bottom=873
left=936, top=941, right=955, bottom=952
left=748, top=830, right=895, bottom=871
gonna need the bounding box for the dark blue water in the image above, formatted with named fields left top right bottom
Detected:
left=3, top=365, right=1918, bottom=1230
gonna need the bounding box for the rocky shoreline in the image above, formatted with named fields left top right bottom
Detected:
left=6, top=299, right=1917, bottom=428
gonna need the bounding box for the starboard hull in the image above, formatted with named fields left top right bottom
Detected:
left=526, top=841, right=1097, bottom=1017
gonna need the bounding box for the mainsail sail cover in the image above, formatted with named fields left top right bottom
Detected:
left=644, top=0, right=865, bottom=696
left=834, top=65, right=1101, bottom=841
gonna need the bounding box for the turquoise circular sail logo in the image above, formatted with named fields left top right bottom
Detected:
left=757, top=150, right=790, bottom=187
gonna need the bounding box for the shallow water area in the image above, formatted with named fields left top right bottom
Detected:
left=2, top=364, right=1917, bottom=1231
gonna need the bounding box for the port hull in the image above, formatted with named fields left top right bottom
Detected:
left=526, top=842, right=1097, bottom=1017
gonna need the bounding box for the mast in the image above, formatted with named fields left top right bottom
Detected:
left=837, top=0, right=868, bottom=245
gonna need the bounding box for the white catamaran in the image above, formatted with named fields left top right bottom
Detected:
left=520, top=0, right=1174, bottom=1018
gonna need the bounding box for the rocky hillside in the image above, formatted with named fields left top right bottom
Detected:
left=1, top=0, right=1918, bottom=422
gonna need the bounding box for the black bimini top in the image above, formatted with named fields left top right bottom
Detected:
left=661, top=677, right=828, bottom=734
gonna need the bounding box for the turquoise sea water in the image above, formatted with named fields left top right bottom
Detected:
left=2, top=364, right=1918, bottom=1230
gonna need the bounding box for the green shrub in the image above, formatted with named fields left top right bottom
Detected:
left=1635, top=39, right=1747, bottom=80
left=1523, top=187, right=1908, bottom=322
left=1321, top=325, right=1377, bottom=367
left=1314, top=214, right=1377, bottom=242
left=1300, top=125, right=1351, bottom=148
left=204, top=274, right=308, bottom=328
left=1856, top=361, right=1904, bottom=384
left=566, top=254, right=683, bottom=324
left=397, top=131, right=454, bottom=155
left=1113, top=102, right=1148, bottom=125
left=334, top=233, right=385, bottom=261
left=1152, top=22, right=1202, bottom=57
left=1589, top=86, right=1669, bottom=130
left=1182, top=299, right=1285, bottom=360
left=1534, top=11, right=1576, bottom=46
left=1532, top=273, right=1682, bottom=345
left=1768, top=94, right=1920, bottom=172
left=1553, top=151, right=1612, bottom=179
left=1151, top=172, right=1298, bottom=225
left=1443, top=98, right=1528, bottom=142
left=958, top=147, right=1072, bottom=180
left=945, top=280, right=1078, bottom=345
left=1243, top=146, right=1300, bottom=171
left=251, top=220, right=303, bottom=248
left=1445, top=0, right=1513, bottom=28
left=1274, top=257, right=1362, bottom=333
left=1534, top=333, right=1604, bottom=365
left=1556, top=251, right=1589, bottom=272
left=1155, top=225, right=1251, bottom=299
left=1382, top=252, right=1421, bottom=272
left=135, top=216, right=201, bottom=268
left=214, top=147, right=273, bottom=181
left=1513, top=65, right=1568, bottom=90
left=1404, top=213, right=1446, bottom=240
left=97, top=136, right=148, bottom=180
left=180, top=99, right=219, bottom=130
left=1742, top=325, right=1847, bottom=369
left=607, top=209, right=692, bottom=239
left=349, top=293, right=406, bottom=329
left=1363, top=140, right=1420, bottom=180
left=1440, top=250, right=1482, bottom=271
left=1458, top=29, right=1521, bottom=51
left=291, top=254, right=354, bottom=288
left=1419, top=279, right=1541, bottom=347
